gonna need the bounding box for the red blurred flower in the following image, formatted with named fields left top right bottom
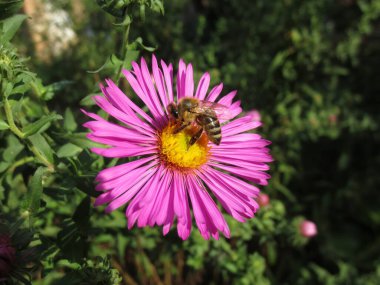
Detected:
left=299, top=220, right=318, bottom=238
left=0, top=235, right=16, bottom=281
left=257, top=193, right=270, bottom=207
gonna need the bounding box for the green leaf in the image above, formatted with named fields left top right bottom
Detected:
left=57, top=143, right=83, bottom=158
left=3, top=135, right=24, bottom=162
left=88, top=54, right=123, bottom=74
left=2, top=81, right=14, bottom=97
left=10, top=82, right=31, bottom=95
left=80, top=94, right=96, bottom=106
left=113, top=15, right=131, bottom=27
left=0, top=1, right=24, bottom=21
left=140, top=4, right=146, bottom=21
left=122, top=50, right=140, bottom=70
left=66, top=133, right=103, bottom=149
left=149, top=0, right=164, bottom=15
left=64, top=108, right=77, bottom=132
left=42, top=80, right=73, bottom=101
left=134, top=37, right=156, bottom=52
left=73, top=196, right=91, bottom=231
left=24, top=167, right=46, bottom=215
left=28, top=133, right=55, bottom=165
left=0, top=161, right=9, bottom=173
left=1, top=14, right=27, bottom=42
left=0, top=119, right=9, bottom=130
left=22, top=114, right=62, bottom=137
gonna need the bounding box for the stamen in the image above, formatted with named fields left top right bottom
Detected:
left=158, top=123, right=210, bottom=171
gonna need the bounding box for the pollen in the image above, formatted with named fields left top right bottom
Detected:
left=158, top=124, right=210, bottom=170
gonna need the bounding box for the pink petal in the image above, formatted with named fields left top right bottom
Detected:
left=95, top=156, right=155, bottom=183
left=222, top=116, right=262, bottom=136
left=123, top=68, right=162, bottom=121
left=195, top=72, right=210, bottom=100
left=90, top=146, right=156, bottom=158
left=187, top=176, right=230, bottom=239
left=210, top=155, right=270, bottom=171
left=152, top=55, right=169, bottom=109
left=104, top=80, right=156, bottom=130
left=207, top=83, right=223, bottom=102
left=198, top=169, right=257, bottom=221
left=140, top=58, right=165, bottom=117
left=126, top=167, right=163, bottom=228
left=93, top=95, right=156, bottom=135
left=96, top=160, right=157, bottom=192
left=185, top=64, right=194, bottom=97
left=176, top=59, right=186, bottom=100
left=161, top=60, right=174, bottom=103
left=173, top=172, right=191, bottom=240
left=209, top=162, right=270, bottom=185
left=103, top=168, right=157, bottom=212
left=203, top=166, right=261, bottom=197
left=218, top=90, right=237, bottom=107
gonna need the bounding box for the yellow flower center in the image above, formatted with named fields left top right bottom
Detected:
left=158, top=123, right=210, bottom=171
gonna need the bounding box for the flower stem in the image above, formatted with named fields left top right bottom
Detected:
left=7, top=156, right=34, bottom=174
left=4, top=97, right=25, bottom=139
left=115, top=15, right=131, bottom=82
left=27, top=143, right=55, bottom=172
left=3, top=97, right=54, bottom=171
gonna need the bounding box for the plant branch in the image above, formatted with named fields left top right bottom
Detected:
left=3, top=97, right=54, bottom=171
left=4, top=97, right=25, bottom=139
left=6, top=156, right=34, bottom=174
left=115, top=15, right=131, bottom=82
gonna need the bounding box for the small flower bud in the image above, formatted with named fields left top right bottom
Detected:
left=299, top=220, right=318, bottom=238
left=258, top=193, right=270, bottom=207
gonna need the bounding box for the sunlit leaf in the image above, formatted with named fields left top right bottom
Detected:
left=0, top=14, right=27, bottom=42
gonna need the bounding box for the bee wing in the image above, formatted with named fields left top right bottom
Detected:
left=192, top=100, right=233, bottom=120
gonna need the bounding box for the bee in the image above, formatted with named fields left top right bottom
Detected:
left=167, top=97, right=231, bottom=146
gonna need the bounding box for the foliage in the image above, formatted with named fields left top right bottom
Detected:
left=0, top=0, right=379, bottom=284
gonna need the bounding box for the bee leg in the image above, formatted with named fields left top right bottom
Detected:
left=173, top=122, right=190, bottom=134
left=189, top=128, right=204, bottom=146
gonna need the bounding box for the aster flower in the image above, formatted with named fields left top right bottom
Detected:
left=83, top=55, right=272, bottom=240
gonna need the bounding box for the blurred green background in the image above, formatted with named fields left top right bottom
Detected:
left=1, top=0, right=380, bottom=284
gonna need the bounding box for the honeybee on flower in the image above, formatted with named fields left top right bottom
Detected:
left=83, top=55, right=272, bottom=240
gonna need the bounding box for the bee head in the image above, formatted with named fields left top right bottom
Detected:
left=167, top=103, right=179, bottom=119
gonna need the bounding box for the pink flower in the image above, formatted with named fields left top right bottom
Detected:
left=257, top=193, right=270, bottom=207
left=299, top=220, right=318, bottom=238
left=0, top=235, right=16, bottom=281
left=83, top=55, right=272, bottom=240
left=247, top=110, right=261, bottom=123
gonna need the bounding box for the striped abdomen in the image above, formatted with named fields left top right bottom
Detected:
left=198, top=114, right=221, bottom=145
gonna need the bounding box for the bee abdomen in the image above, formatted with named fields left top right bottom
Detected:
left=197, top=115, right=222, bottom=145
left=205, top=119, right=221, bottom=145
